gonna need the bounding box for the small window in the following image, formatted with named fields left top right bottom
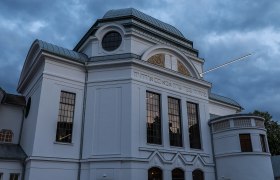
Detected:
left=56, top=91, right=76, bottom=143
left=172, top=168, right=185, bottom=180
left=187, top=102, right=201, bottom=149
left=9, top=173, right=19, bottom=180
left=146, top=91, right=162, bottom=144
left=192, top=169, right=204, bottom=180
left=260, top=134, right=267, bottom=152
left=148, top=167, right=162, bottom=180
left=168, top=97, right=183, bottom=147
left=0, top=129, right=13, bottom=143
left=239, top=134, right=253, bottom=152
left=25, top=97, right=31, bottom=118
left=102, top=31, right=122, bottom=51
left=147, top=54, right=165, bottom=67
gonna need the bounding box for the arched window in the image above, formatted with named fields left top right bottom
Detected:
left=148, top=167, right=162, bottom=180
left=0, top=129, right=13, bottom=143
left=147, top=54, right=165, bottom=67
left=192, top=169, right=204, bottom=180
left=172, top=168, right=185, bottom=180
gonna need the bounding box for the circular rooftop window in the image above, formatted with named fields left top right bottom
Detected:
left=102, top=31, right=122, bottom=51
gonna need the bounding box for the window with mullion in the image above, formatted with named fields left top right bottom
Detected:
left=168, top=97, right=182, bottom=147
left=146, top=91, right=162, bottom=144
left=56, top=91, right=76, bottom=143
left=260, top=134, right=267, bottom=152
left=187, top=102, right=201, bottom=149
left=239, top=134, right=253, bottom=152
left=9, top=174, right=19, bottom=180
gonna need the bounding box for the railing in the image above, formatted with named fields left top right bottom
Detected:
left=210, top=115, right=265, bottom=132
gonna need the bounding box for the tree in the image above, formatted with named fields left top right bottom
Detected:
left=252, top=110, right=280, bottom=155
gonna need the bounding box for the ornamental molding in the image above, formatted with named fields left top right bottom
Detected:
left=133, top=70, right=208, bottom=99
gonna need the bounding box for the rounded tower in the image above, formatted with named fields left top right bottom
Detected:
left=209, top=114, right=274, bottom=180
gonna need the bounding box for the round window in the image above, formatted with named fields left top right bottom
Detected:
left=25, top=97, right=31, bottom=118
left=102, top=31, right=122, bottom=51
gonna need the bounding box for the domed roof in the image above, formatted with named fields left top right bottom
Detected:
left=103, top=8, right=185, bottom=38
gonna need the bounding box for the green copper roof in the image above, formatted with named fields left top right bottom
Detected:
left=0, top=144, right=26, bottom=161
left=36, top=39, right=88, bottom=62
left=103, top=8, right=185, bottom=38
left=209, top=93, right=242, bottom=108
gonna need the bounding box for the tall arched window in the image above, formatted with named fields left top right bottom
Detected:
left=172, top=168, right=185, bottom=180
left=0, top=129, right=13, bottom=143
left=148, top=167, right=162, bottom=180
left=192, top=169, right=204, bottom=180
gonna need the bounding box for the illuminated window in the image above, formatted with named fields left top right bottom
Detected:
left=56, top=91, right=76, bottom=143
left=0, top=129, right=13, bottom=143
left=146, top=91, right=162, bottom=144
left=260, top=134, right=267, bottom=152
left=187, top=102, right=201, bottom=149
left=148, top=167, right=162, bottom=180
left=192, top=169, right=204, bottom=180
left=239, top=134, right=253, bottom=152
left=102, top=31, right=122, bottom=51
left=9, top=174, right=19, bottom=180
left=177, top=60, right=190, bottom=76
left=168, top=97, right=182, bottom=147
left=172, top=168, right=184, bottom=180
left=147, top=54, right=165, bottom=67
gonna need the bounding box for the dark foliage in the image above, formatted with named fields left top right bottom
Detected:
left=253, top=110, right=280, bottom=155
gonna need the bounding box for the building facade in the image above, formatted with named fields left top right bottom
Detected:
left=0, top=8, right=274, bottom=180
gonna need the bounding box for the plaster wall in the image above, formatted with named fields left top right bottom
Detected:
left=0, top=105, right=22, bottom=144
left=209, top=101, right=238, bottom=116
left=24, top=160, right=78, bottom=180
left=31, top=59, right=85, bottom=159
left=0, top=161, right=22, bottom=180
left=216, top=155, right=274, bottom=180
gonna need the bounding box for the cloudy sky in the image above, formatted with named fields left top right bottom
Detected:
left=1, top=0, right=279, bottom=121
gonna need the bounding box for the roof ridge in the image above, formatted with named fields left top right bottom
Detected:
left=209, top=92, right=242, bottom=108
left=35, top=39, right=88, bottom=62
left=103, top=8, right=184, bottom=38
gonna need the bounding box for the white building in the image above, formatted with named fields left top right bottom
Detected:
left=0, top=8, right=274, bottom=180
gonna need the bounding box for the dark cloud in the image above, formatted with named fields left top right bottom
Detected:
left=0, top=0, right=279, bottom=121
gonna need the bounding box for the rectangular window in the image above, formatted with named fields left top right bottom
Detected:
left=9, top=174, right=19, bottom=180
left=187, top=102, right=201, bottom=149
left=168, top=97, right=182, bottom=147
left=239, top=134, right=253, bottom=152
left=260, top=134, right=267, bottom=152
left=146, top=91, right=162, bottom=144
left=56, top=91, right=76, bottom=143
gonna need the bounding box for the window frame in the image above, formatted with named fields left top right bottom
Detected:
left=0, top=129, right=13, bottom=143
left=9, top=173, right=20, bottom=180
left=239, top=133, right=253, bottom=152
left=146, top=91, right=162, bottom=145
left=148, top=167, right=163, bottom=180
left=260, top=134, right=267, bottom=152
left=192, top=169, right=204, bottom=180
left=172, top=168, right=185, bottom=180
left=168, top=96, right=183, bottom=147
left=55, top=91, right=76, bottom=143
left=187, top=102, right=202, bottom=149
left=101, top=31, right=122, bottom=52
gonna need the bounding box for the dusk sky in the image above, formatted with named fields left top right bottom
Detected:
left=1, top=0, right=280, bottom=121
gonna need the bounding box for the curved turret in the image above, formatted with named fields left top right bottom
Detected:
left=209, top=114, right=274, bottom=180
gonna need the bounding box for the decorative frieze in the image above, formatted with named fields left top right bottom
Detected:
left=133, top=70, right=208, bottom=99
